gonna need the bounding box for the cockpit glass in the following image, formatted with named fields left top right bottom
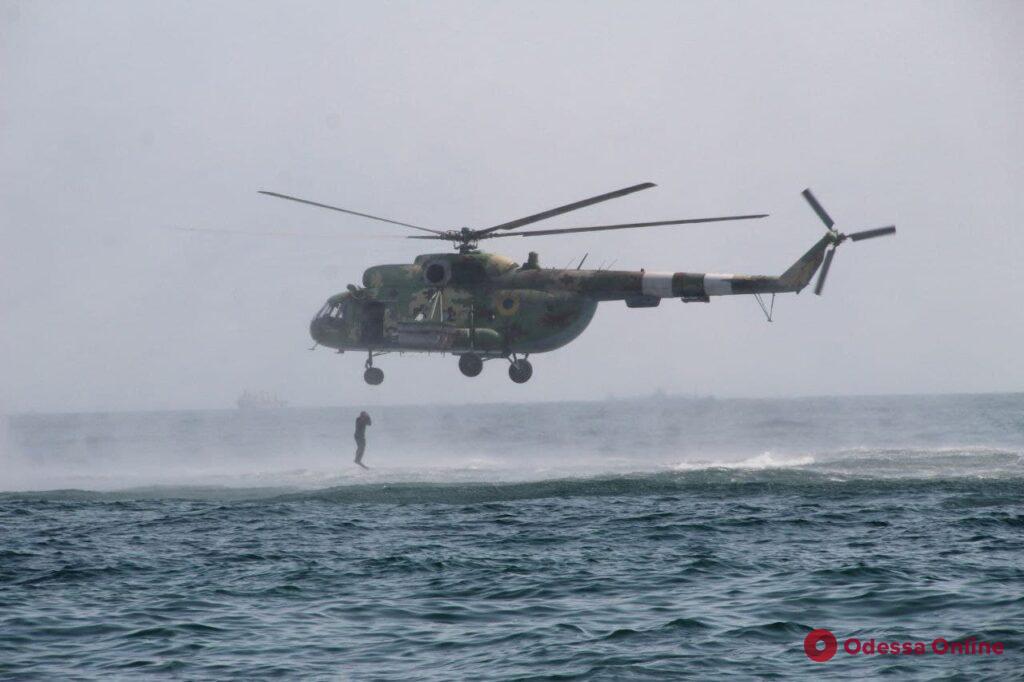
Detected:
left=316, top=302, right=345, bottom=320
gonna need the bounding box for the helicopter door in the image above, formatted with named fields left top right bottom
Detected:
left=360, top=302, right=386, bottom=344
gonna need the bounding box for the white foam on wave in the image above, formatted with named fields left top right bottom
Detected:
left=786, top=445, right=1023, bottom=480
left=4, top=437, right=1021, bottom=493
left=670, top=451, right=816, bottom=471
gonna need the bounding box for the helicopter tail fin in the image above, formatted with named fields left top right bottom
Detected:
left=776, top=235, right=831, bottom=293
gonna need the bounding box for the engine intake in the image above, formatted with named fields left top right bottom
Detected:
left=422, top=260, right=451, bottom=286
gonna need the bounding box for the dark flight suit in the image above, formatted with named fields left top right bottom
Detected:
left=354, top=413, right=371, bottom=464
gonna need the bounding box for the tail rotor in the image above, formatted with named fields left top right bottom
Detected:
left=813, top=246, right=837, bottom=296
left=801, top=189, right=896, bottom=295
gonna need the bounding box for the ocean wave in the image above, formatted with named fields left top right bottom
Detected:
left=2, top=474, right=1016, bottom=507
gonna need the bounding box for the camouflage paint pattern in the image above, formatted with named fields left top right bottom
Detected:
left=308, top=237, right=830, bottom=357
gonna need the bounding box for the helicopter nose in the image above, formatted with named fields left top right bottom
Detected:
left=310, top=317, right=327, bottom=344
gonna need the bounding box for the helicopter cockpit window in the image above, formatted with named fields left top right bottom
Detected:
left=317, top=302, right=346, bottom=320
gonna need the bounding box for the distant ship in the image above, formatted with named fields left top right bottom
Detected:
left=236, top=390, right=288, bottom=410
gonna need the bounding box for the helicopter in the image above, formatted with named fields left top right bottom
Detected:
left=260, top=183, right=895, bottom=385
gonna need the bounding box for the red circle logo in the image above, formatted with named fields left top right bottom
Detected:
left=804, top=629, right=838, bottom=662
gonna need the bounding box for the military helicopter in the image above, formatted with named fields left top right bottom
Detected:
left=260, top=183, right=894, bottom=385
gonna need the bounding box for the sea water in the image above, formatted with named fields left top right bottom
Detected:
left=1, top=394, right=1022, bottom=679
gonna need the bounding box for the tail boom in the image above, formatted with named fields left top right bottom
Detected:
left=640, top=234, right=832, bottom=299
left=639, top=271, right=789, bottom=299
left=519, top=235, right=832, bottom=303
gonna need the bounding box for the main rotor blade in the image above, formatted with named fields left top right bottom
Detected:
left=485, top=214, right=769, bottom=238
left=814, top=247, right=836, bottom=296
left=848, top=225, right=897, bottom=241
left=801, top=188, right=835, bottom=230
left=258, top=190, right=444, bottom=235
left=476, top=182, right=656, bottom=236
left=165, top=226, right=400, bottom=240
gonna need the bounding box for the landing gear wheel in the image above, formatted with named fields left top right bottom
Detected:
left=363, top=367, right=384, bottom=385
left=508, top=359, right=533, bottom=384
left=458, top=353, right=483, bottom=377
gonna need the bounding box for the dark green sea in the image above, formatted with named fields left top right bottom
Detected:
left=2, top=394, right=1022, bottom=679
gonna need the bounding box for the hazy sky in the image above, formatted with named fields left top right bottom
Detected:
left=1, top=1, right=1021, bottom=412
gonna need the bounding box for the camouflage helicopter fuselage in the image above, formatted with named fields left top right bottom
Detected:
left=253, top=183, right=892, bottom=384
left=309, top=237, right=831, bottom=361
